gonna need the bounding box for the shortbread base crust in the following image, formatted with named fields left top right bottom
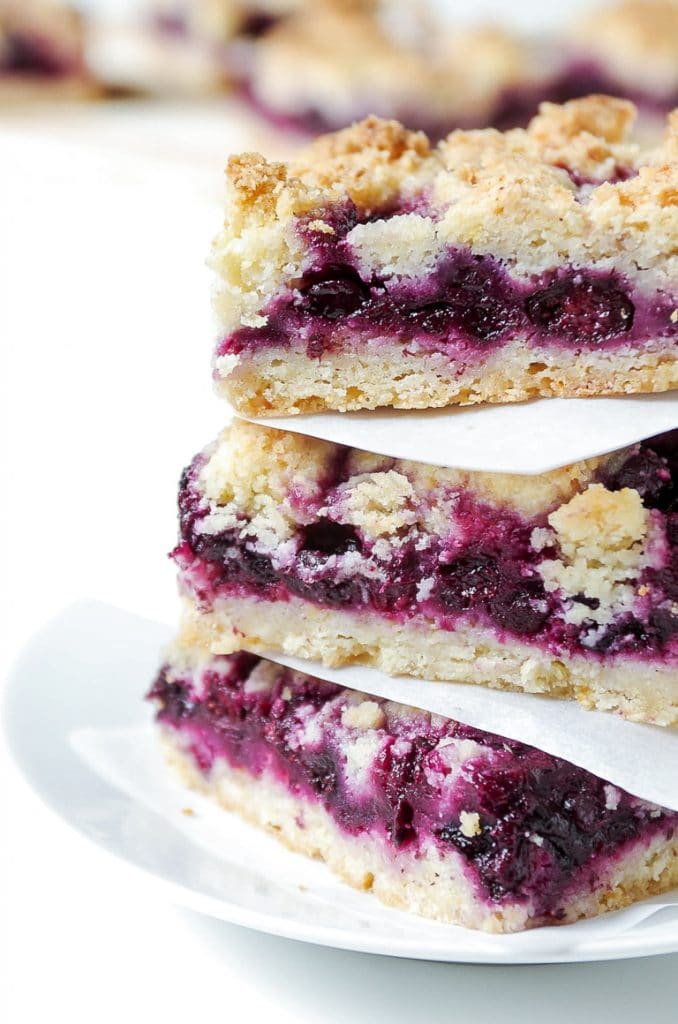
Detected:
left=179, top=595, right=678, bottom=726
left=161, top=729, right=678, bottom=933
left=215, top=336, right=678, bottom=415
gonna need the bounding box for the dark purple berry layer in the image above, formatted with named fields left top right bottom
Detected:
left=216, top=204, right=676, bottom=363
left=174, top=431, right=678, bottom=660
left=0, top=32, right=78, bottom=78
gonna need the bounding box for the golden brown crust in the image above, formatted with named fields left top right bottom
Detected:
left=226, top=152, right=289, bottom=214
left=179, top=595, right=678, bottom=726
left=524, top=95, right=638, bottom=178
left=216, top=337, right=678, bottom=415
left=221, top=95, right=658, bottom=214
left=293, top=116, right=432, bottom=204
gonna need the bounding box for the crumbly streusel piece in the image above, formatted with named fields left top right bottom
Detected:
left=174, top=418, right=678, bottom=725
left=0, top=0, right=96, bottom=99
left=211, top=98, right=678, bottom=416
left=149, top=648, right=678, bottom=932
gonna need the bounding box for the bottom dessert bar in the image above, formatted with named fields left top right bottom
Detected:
left=148, top=649, right=678, bottom=933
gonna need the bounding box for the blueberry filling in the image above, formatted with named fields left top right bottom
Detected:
left=219, top=223, right=675, bottom=360
left=525, top=275, right=635, bottom=344
left=300, top=520, right=361, bottom=555
left=176, top=432, right=678, bottom=659
left=149, top=655, right=676, bottom=912
left=239, top=12, right=280, bottom=39
left=2, top=32, right=75, bottom=77
left=379, top=256, right=522, bottom=344
left=297, top=265, right=370, bottom=321
left=437, top=553, right=549, bottom=636
left=602, top=429, right=678, bottom=514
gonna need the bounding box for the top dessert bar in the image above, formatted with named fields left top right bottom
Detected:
left=211, top=96, right=678, bottom=416
left=233, top=0, right=536, bottom=138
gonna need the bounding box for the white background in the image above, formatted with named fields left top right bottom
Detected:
left=3, top=4, right=678, bottom=1017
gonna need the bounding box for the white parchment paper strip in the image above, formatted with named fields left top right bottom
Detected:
left=248, top=393, right=678, bottom=475
left=262, top=651, right=678, bottom=812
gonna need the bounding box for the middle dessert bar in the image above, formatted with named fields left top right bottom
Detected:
left=175, top=419, right=678, bottom=725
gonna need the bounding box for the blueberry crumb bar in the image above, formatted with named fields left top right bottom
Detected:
left=149, top=649, right=678, bottom=932
left=211, top=97, right=678, bottom=416
left=174, top=419, right=678, bottom=725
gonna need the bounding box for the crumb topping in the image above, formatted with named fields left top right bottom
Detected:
left=211, top=98, right=678, bottom=332
left=538, top=485, right=651, bottom=627
left=202, top=421, right=605, bottom=533
left=342, top=700, right=386, bottom=731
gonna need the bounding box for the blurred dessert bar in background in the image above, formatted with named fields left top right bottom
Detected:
left=0, top=0, right=97, bottom=100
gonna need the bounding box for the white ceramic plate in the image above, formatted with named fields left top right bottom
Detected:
left=4, top=601, right=678, bottom=964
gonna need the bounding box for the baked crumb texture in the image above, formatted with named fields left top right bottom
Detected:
left=149, top=650, right=678, bottom=933
left=0, top=0, right=97, bottom=98
left=174, top=419, right=678, bottom=726
left=210, top=98, right=678, bottom=415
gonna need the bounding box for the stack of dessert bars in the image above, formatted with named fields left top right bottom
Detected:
left=148, top=96, right=678, bottom=933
